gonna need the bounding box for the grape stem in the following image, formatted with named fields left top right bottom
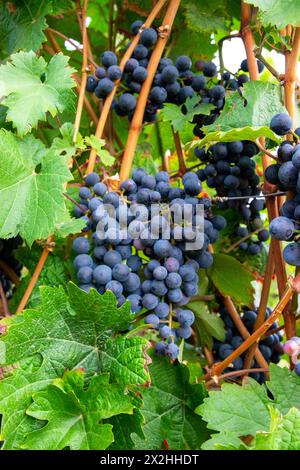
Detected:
left=63, top=193, right=87, bottom=211
left=0, top=260, right=20, bottom=286
left=0, top=281, right=10, bottom=317
left=224, top=228, right=261, bottom=253
left=243, top=239, right=275, bottom=371
left=253, top=48, right=283, bottom=81
left=209, top=277, right=299, bottom=379
left=222, top=296, right=269, bottom=374
left=86, top=0, right=168, bottom=175
left=255, top=140, right=279, bottom=161
left=171, top=126, right=187, bottom=175
left=218, top=33, right=240, bottom=81
left=16, top=238, right=53, bottom=314
left=205, top=367, right=269, bottom=387
left=46, top=28, right=99, bottom=69
left=118, top=0, right=181, bottom=183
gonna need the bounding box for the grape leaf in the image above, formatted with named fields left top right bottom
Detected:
left=133, top=357, right=209, bottom=450
left=201, top=432, right=248, bottom=450
left=85, top=136, right=115, bottom=166
left=207, top=253, right=255, bottom=305
left=51, top=122, right=84, bottom=160
left=183, top=1, right=227, bottom=33
left=160, top=96, right=215, bottom=132
left=0, top=283, right=149, bottom=385
left=254, top=406, right=300, bottom=450
left=267, top=364, right=300, bottom=414
left=198, top=365, right=300, bottom=447
left=244, top=0, right=300, bottom=28
left=23, top=370, right=134, bottom=450
left=0, top=283, right=149, bottom=449
left=188, top=300, right=226, bottom=349
left=190, top=81, right=286, bottom=147
left=9, top=246, right=70, bottom=311
left=0, top=130, right=77, bottom=245
left=0, top=356, right=59, bottom=450
left=198, top=377, right=271, bottom=436
left=0, top=51, right=76, bottom=135
left=100, top=336, right=150, bottom=386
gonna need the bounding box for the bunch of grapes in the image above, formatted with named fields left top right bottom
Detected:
left=72, top=169, right=227, bottom=358
left=0, top=237, right=22, bottom=300
left=283, top=337, right=300, bottom=376
left=85, top=17, right=228, bottom=124
left=194, top=140, right=269, bottom=255
left=192, top=58, right=264, bottom=138
left=266, top=113, right=300, bottom=266
left=213, top=302, right=283, bottom=383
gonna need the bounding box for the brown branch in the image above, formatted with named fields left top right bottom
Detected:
left=224, top=228, right=260, bottom=253
left=254, top=48, right=282, bottom=81
left=171, top=126, right=186, bottom=175
left=205, top=367, right=269, bottom=387
left=223, top=296, right=269, bottom=373
left=86, top=0, right=168, bottom=175
left=73, top=0, right=89, bottom=143
left=243, top=240, right=275, bottom=370
left=284, top=28, right=300, bottom=123
left=119, top=0, right=181, bottom=183
left=255, top=140, right=279, bottom=161
left=0, top=260, right=20, bottom=286
left=63, top=193, right=87, bottom=210
left=210, top=278, right=297, bottom=378
left=47, top=28, right=98, bottom=69
left=16, top=240, right=53, bottom=314
left=0, top=282, right=10, bottom=317
left=203, top=346, right=214, bottom=367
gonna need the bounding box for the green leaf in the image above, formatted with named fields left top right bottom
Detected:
left=51, top=122, right=84, bottom=160
left=0, top=283, right=149, bottom=449
left=244, top=0, right=300, bottom=28
left=198, top=365, right=300, bottom=448
left=0, top=130, right=77, bottom=245
left=190, top=81, right=286, bottom=147
left=107, top=394, right=144, bottom=450
left=268, top=363, right=300, bottom=414
left=188, top=300, right=226, bottom=349
left=161, top=96, right=215, bottom=132
left=133, top=142, right=158, bottom=176
left=0, top=51, right=76, bottom=135
left=0, top=356, right=58, bottom=450
left=183, top=1, right=227, bottom=33
left=254, top=406, right=300, bottom=450
left=133, top=357, right=209, bottom=450
left=0, top=284, right=135, bottom=372
left=100, top=336, right=150, bottom=386
left=197, top=377, right=271, bottom=436
left=9, top=246, right=70, bottom=311
left=0, top=2, right=47, bottom=55
left=85, top=136, right=115, bottom=166
left=23, top=370, right=134, bottom=450
left=207, top=253, right=255, bottom=305
left=201, top=432, right=248, bottom=450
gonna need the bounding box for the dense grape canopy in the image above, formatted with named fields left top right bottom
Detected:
left=0, top=0, right=300, bottom=453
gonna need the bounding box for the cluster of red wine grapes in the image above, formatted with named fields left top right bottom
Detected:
left=72, top=169, right=227, bottom=358
left=266, top=113, right=300, bottom=265
left=85, top=18, right=232, bottom=124
left=194, top=140, right=269, bottom=255
left=0, top=237, right=22, bottom=299
left=283, top=337, right=300, bottom=376
left=192, top=58, right=264, bottom=138
left=213, top=302, right=283, bottom=382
